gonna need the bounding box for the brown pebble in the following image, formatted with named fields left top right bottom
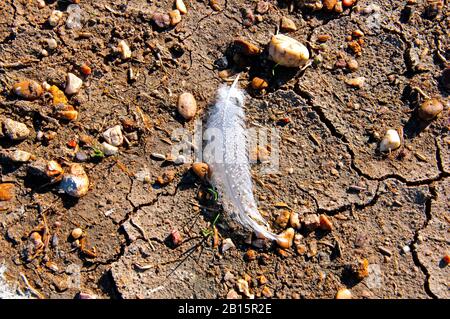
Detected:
left=177, top=92, right=197, bottom=120
left=261, top=286, right=273, bottom=298
left=152, top=12, right=171, bottom=28
left=304, top=214, right=320, bottom=231
left=317, top=34, right=331, bottom=42
left=276, top=228, right=295, bottom=249
left=169, top=9, right=182, bottom=26
left=210, top=0, right=221, bottom=11
left=319, top=214, right=333, bottom=231
left=322, top=0, right=337, bottom=10
left=335, top=59, right=347, bottom=69
left=244, top=249, right=257, bottom=261
left=336, top=288, right=352, bottom=299
left=192, top=162, right=209, bottom=180
left=241, top=8, right=255, bottom=27
left=276, top=210, right=290, bottom=228
left=170, top=229, right=182, bottom=247
left=280, top=16, right=297, bottom=32
left=257, top=275, right=268, bottom=285
left=251, top=77, right=268, bottom=90
left=13, top=80, right=43, bottom=100
left=157, top=170, right=175, bottom=185
left=0, top=183, right=15, bottom=201
left=418, top=98, right=443, bottom=121
left=347, top=59, right=359, bottom=71
left=234, top=39, right=261, bottom=56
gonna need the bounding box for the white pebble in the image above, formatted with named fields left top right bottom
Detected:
left=176, top=0, right=188, bottom=14
left=37, top=0, right=46, bottom=9
left=221, top=238, right=235, bottom=253
left=102, top=125, right=123, bottom=147
left=10, top=150, right=33, bottom=163
left=48, top=10, right=63, bottom=27
left=101, top=142, right=119, bottom=156
left=379, top=129, right=401, bottom=152
left=46, top=38, right=58, bottom=50
left=65, top=73, right=83, bottom=95
left=3, top=119, right=30, bottom=141
left=402, top=245, right=411, bottom=254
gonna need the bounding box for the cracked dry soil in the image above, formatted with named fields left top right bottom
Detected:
left=0, top=0, right=449, bottom=299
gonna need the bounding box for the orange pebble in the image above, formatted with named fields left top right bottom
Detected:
left=80, top=64, right=92, bottom=76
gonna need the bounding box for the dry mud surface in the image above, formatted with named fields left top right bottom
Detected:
left=0, top=0, right=449, bottom=299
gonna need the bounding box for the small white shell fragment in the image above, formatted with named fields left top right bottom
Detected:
left=60, top=164, right=89, bottom=197
left=3, top=119, right=30, bottom=141
left=65, top=73, right=83, bottom=95
left=268, top=34, right=310, bottom=67
left=48, top=10, right=63, bottom=27
left=176, top=0, right=187, bottom=14
left=118, top=40, right=132, bottom=60
left=10, top=150, right=33, bottom=163
left=379, top=129, right=401, bottom=152
left=101, top=142, right=119, bottom=156
left=345, top=76, right=366, bottom=88
left=102, top=125, right=123, bottom=147
left=221, top=238, right=235, bottom=253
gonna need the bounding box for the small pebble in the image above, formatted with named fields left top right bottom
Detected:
left=151, top=153, right=166, bottom=160
left=226, top=289, right=240, bottom=299
left=103, top=125, right=124, bottom=147
left=37, top=0, right=46, bottom=8
left=402, top=245, right=411, bottom=254
left=345, top=76, right=365, bottom=88
left=65, top=73, right=83, bottom=95
left=13, top=80, right=43, bottom=100
left=10, top=150, right=33, bottom=163
left=335, top=288, right=352, bottom=299
left=334, top=1, right=344, bottom=13
left=66, top=4, right=83, bottom=29
left=276, top=227, right=295, bottom=249
left=317, top=34, right=331, bottom=42
left=319, top=214, right=333, bottom=231
left=280, top=17, right=297, bottom=32
left=236, top=279, right=254, bottom=299
left=48, top=10, right=63, bottom=27
left=117, top=40, right=132, bottom=60
left=157, top=170, right=176, bottom=185
left=45, top=38, right=58, bottom=50
left=379, top=129, right=401, bottom=152
left=60, top=164, right=89, bottom=197
left=304, top=214, right=320, bottom=231
left=170, top=229, right=182, bottom=247
left=276, top=210, right=290, bottom=228
left=176, top=0, right=187, bottom=14
left=251, top=77, right=268, bottom=90
left=75, top=151, right=89, bottom=162
left=234, top=39, right=261, bottom=56
left=71, top=228, right=83, bottom=240
left=169, top=9, right=182, bottom=26
left=289, top=212, right=301, bottom=229
left=347, top=59, right=359, bottom=71
left=177, top=92, right=197, bottom=120
left=221, top=238, right=235, bottom=253
left=244, top=249, right=257, bottom=261
left=418, top=98, right=443, bottom=121
left=101, top=142, right=119, bottom=156
left=268, top=34, right=309, bottom=68
left=80, top=63, right=92, bottom=76
left=342, top=0, right=356, bottom=7
left=322, top=0, right=337, bottom=10
left=3, top=118, right=30, bottom=141
left=261, top=286, right=273, bottom=298
left=152, top=12, right=171, bottom=28
left=0, top=183, right=15, bottom=201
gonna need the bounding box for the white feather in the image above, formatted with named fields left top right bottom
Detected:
left=204, top=77, right=278, bottom=241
